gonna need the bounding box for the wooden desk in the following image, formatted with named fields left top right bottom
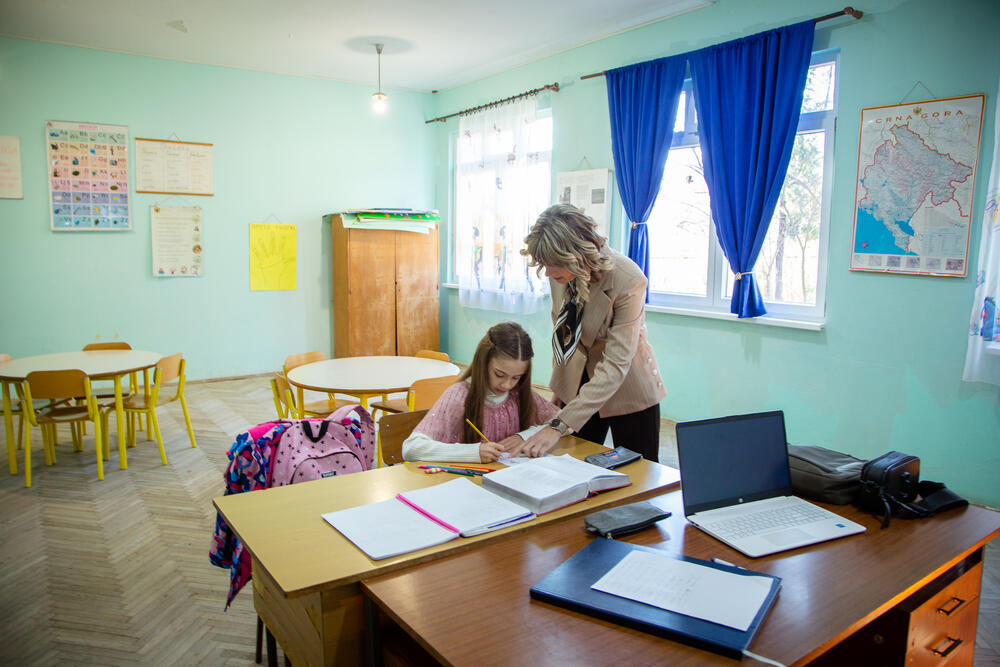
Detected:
left=213, top=438, right=680, bottom=665
left=0, top=350, right=161, bottom=475
left=286, top=356, right=459, bottom=416
left=363, top=492, right=1000, bottom=666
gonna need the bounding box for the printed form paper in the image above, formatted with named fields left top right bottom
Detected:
left=591, top=550, right=772, bottom=631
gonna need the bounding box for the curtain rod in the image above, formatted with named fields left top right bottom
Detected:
left=425, top=83, right=560, bottom=124
left=579, top=6, right=863, bottom=81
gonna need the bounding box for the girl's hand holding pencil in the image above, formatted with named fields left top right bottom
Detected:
left=466, top=419, right=504, bottom=463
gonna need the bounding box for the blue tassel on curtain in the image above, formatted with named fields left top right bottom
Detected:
left=689, top=21, right=814, bottom=317
left=606, top=55, right=686, bottom=302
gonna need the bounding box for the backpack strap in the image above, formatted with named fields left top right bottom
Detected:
left=299, top=419, right=330, bottom=443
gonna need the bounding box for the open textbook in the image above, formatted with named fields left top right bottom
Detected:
left=322, top=477, right=535, bottom=560
left=482, top=454, right=630, bottom=514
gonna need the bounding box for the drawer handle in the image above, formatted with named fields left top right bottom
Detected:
left=930, top=636, right=962, bottom=658
left=937, top=596, right=966, bottom=615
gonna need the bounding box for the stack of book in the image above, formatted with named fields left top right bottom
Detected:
left=338, top=208, right=439, bottom=234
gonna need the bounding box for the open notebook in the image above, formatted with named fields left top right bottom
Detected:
left=482, top=454, right=630, bottom=514
left=322, top=477, right=535, bottom=560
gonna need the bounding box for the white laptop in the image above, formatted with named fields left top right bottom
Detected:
left=676, top=411, right=865, bottom=558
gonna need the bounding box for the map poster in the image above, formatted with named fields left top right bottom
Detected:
left=135, top=138, right=213, bottom=196
left=151, top=205, right=203, bottom=277
left=45, top=120, right=131, bottom=231
left=851, top=95, right=984, bottom=277
left=555, top=168, right=613, bottom=238
left=249, top=222, right=296, bottom=291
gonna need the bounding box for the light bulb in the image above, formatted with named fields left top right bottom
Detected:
left=372, top=91, right=387, bottom=113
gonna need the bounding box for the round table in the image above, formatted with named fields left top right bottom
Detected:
left=0, top=350, right=162, bottom=475
left=285, top=356, right=460, bottom=402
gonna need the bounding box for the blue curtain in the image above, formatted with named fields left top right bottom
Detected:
left=606, top=55, right=686, bottom=301
left=689, top=21, right=814, bottom=317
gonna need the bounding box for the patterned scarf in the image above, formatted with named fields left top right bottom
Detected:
left=552, top=280, right=583, bottom=366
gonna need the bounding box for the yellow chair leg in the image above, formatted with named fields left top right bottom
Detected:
left=41, top=426, right=53, bottom=466
left=150, top=410, right=167, bottom=465
left=72, top=422, right=83, bottom=451
left=94, top=416, right=104, bottom=481
left=47, top=425, right=57, bottom=464
left=101, top=413, right=111, bottom=461
left=179, top=394, right=196, bottom=448
left=24, top=423, right=31, bottom=488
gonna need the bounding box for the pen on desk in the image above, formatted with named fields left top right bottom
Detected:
left=421, top=466, right=477, bottom=477
left=465, top=418, right=489, bottom=443
left=417, top=465, right=491, bottom=471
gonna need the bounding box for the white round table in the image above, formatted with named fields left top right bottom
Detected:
left=286, top=355, right=460, bottom=414
left=0, top=350, right=162, bottom=475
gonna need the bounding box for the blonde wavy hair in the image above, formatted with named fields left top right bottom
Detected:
left=521, top=204, right=613, bottom=302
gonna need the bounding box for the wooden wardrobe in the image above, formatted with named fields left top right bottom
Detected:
left=328, top=213, right=439, bottom=357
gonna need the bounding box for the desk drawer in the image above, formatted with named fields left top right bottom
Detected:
left=904, top=562, right=981, bottom=667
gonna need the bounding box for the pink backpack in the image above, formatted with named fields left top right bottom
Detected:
left=270, top=405, right=376, bottom=486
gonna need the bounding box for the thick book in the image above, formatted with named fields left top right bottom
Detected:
left=322, top=478, right=535, bottom=559
left=482, top=454, right=630, bottom=514
left=530, top=539, right=781, bottom=659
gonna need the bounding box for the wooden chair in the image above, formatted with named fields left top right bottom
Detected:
left=103, top=353, right=196, bottom=465
left=370, top=374, right=458, bottom=418
left=271, top=372, right=352, bottom=419
left=377, top=409, right=428, bottom=465
left=81, top=341, right=143, bottom=438
left=415, top=349, right=450, bottom=362
left=21, top=369, right=104, bottom=486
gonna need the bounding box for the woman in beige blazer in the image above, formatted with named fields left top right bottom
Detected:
left=510, top=204, right=665, bottom=461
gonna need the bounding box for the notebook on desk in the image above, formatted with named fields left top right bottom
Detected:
left=676, top=410, right=865, bottom=558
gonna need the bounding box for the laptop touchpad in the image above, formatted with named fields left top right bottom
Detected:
left=764, top=527, right=811, bottom=546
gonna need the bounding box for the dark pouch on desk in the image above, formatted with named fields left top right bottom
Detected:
left=788, top=444, right=865, bottom=504
left=857, top=451, right=968, bottom=529
left=584, top=501, right=670, bottom=539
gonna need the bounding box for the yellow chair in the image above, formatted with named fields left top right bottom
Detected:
left=370, top=374, right=458, bottom=417
left=114, top=353, right=197, bottom=463
left=377, top=409, right=428, bottom=465
left=21, top=369, right=104, bottom=486
left=415, top=349, right=450, bottom=362
left=271, top=372, right=353, bottom=419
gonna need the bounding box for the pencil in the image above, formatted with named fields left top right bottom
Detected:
left=465, top=418, right=489, bottom=443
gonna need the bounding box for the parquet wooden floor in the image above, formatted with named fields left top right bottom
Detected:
left=0, top=376, right=996, bottom=665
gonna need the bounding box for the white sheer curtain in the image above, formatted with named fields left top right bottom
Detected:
left=455, top=98, right=551, bottom=313
left=963, top=83, right=1000, bottom=386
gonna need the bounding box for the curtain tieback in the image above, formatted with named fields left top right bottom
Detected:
left=630, top=221, right=647, bottom=229
left=734, top=271, right=752, bottom=281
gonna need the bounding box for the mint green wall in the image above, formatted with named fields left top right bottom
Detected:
left=433, top=0, right=1000, bottom=506
left=0, top=37, right=436, bottom=379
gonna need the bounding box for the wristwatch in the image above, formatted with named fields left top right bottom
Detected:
left=548, top=417, right=571, bottom=435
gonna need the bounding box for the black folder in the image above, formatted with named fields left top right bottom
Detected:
left=529, top=539, right=781, bottom=659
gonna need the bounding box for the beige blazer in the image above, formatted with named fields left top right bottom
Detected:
left=549, top=247, right=666, bottom=431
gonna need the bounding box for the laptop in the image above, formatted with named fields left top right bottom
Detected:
left=675, top=410, right=865, bottom=558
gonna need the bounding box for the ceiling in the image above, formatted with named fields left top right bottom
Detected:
left=0, top=0, right=712, bottom=92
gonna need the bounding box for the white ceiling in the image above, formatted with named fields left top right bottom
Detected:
left=0, top=0, right=712, bottom=92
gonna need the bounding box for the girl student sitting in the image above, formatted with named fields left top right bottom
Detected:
left=402, top=321, right=559, bottom=463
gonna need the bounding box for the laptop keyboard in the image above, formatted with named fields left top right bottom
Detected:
left=703, top=502, right=830, bottom=540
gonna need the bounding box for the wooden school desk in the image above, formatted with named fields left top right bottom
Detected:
left=362, top=491, right=1000, bottom=666
left=212, top=437, right=680, bottom=666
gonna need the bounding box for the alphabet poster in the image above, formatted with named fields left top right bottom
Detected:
left=45, top=120, right=131, bottom=231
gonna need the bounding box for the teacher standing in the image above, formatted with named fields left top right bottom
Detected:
left=510, top=204, right=665, bottom=461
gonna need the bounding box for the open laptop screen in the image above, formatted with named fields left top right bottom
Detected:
left=676, top=411, right=793, bottom=515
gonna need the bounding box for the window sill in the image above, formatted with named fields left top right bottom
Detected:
left=645, top=304, right=825, bottom=331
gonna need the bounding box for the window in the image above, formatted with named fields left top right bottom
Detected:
left=453, top=99, right=553, bottom=312
left=645, top=51, right=838, bottom=323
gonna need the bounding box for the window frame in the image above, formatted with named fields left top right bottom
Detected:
left=644, top=50, right=840, bottom=326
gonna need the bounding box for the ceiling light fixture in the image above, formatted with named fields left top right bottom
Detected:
left=371, top=43, right=387, bottom=113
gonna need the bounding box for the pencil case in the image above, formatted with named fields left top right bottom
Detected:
left=584, top=501, right=671, bottom=539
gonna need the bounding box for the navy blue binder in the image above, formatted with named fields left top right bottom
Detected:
left=529, top=539, right=781, bottom=659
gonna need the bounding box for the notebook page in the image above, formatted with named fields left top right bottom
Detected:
left=591, top=550, right=773, bottom=631
left=322, top=498, right=457, bottom=560
left=397, top=478, right=535, bottom=536
left=531, top=454, right=628, bottom=487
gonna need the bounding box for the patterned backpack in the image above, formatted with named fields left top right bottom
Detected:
left=270, top=405, right=376, bottom=486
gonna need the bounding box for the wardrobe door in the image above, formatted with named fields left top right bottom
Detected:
left=394, top=226, right=439, bottom=356
left=334, top=225, right=397, bottom=357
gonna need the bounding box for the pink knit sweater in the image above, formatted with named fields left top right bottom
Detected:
left=413, top=381, right=559, bottom=443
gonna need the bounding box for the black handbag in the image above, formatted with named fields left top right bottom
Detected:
left=858, top=451, right=968, bottom=529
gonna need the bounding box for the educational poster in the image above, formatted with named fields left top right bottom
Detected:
left=45, top=120, right=131, bottom=231
left=555, top=168, right=613, bottom=238
left=135, top=138, right=213, bottom=195
left=151, top=205, right=203, bottom=277
left=851, top=95, right=984, bottom=276
left=249, top=222, right=296, bottom=291
left=0, top=135, right=23, bottom=199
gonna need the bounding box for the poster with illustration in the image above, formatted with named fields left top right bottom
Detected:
left=151, top=205, right=203, bottom=277
left=45, top=120, right=131, bottom=231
